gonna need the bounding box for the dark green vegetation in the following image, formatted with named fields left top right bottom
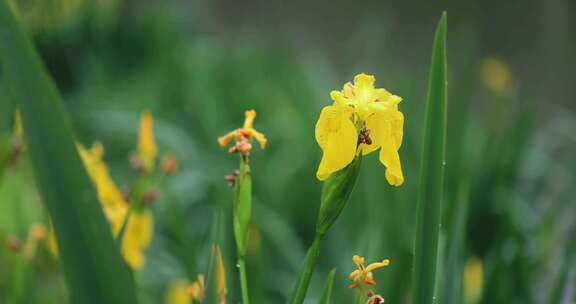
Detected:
left=0, top=0, right=574, bottom=303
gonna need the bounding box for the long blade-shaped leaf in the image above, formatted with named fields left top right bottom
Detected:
left=412, top=12, right=448, bottom=304
left=318, top=268, right=336, bottom=304
left=0, top=2, right=137, bottom=303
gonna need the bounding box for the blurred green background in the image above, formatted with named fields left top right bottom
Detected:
left=1, top=0, right=575, bottom=303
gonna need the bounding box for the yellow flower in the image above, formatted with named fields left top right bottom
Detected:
left=187, top=274, right=206, bottom=302
left=218, top=110, right=267, bottom=152
left=315, top=73, right=404, bottom=186
left=213, top=245, right=227, bottom=303
left=464, top=256, right=483, bottom=304
left=481, top=57, right=515, bottom=95
left=164, top=275, right=206, bottom=304
left=77, top=142, right=128, bottom=235
left=137, top=111, right=157, bottom=172
left=121, top=210, right=153, bottom=270
left=77, top=142, right=154, bottom=270
left=165, top=280, right=191, bottom=304
left=348, top=255, right=390, bottom=289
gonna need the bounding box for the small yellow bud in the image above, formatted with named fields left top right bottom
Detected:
left=137, top=111, right=157, bottom=172
left=213, top=245, right=228, bottom=303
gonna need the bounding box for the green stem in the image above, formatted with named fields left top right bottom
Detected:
left=354, top=285, right=368, bottom=304
left=238, top=257, right=250, bottom=304
left=288, top=233, right=322, bottom=304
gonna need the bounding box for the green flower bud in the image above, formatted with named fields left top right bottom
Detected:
left=315, top=155, right=362, bottom=236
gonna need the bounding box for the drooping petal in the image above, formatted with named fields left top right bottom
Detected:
left=315, top=105, right=357, bottom=180
left=364, top=109, right=404, bottom=186
left=217, top=130, right=237, bottom=147
left=250, top=129, right=267, bottom=149
left=380, top=135, right=404, bottom=186
left=366, top=259, right=390, bottom=272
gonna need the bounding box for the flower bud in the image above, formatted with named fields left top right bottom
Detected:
left=315, top=155, right=362, bottom=236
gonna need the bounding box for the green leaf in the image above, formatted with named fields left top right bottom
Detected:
left=319, top=268, right=336, bottom=304
left=0, top=2, right=137, bottom=304
left=412, top=12, right=448, bottom=304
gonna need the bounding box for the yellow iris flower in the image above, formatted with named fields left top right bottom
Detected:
left=165, top=280, right=192, bottom=304
left=77, top=143, right=128, bottom=235
left=218, top=109, right=267, bottom=150
left=348, top=255, right=390, bottom=289
left=315, top=73, right=404, bottom=185
left=138, top=111, right=157, bottom=172
left=121, top=209, right=153, bottom=270
left=78, top=142, right=153, bottom=270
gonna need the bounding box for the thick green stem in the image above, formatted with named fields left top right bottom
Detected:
left=288, top=233, right=322, bottom=304
left=238, top=257, right=250, bottom=304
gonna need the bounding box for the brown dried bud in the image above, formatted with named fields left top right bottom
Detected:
left=142, top=189, right=160, bottom=206
left=160, top=153, right=178, bottom=175
left=6, top=236, right=21, bottom=252
left=224, top=170, right=240, bottom=187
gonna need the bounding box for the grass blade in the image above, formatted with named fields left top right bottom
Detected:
left=318, top=268, right=336, bottom=304
left=0, top=2, right=137, bottom=303
left=412, top=12, right=448, bottom=304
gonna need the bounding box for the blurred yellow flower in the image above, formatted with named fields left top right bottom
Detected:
left=165, top=280, right=192, bottom=304
left=481, top=57, right=515, bottom=95
left=464, top=256, right=483, bottom=304
left=121, top=210, right=153, bottom=270
left=164, top=275, right=206, bottom=304
left=187, top=274, right=206, bottom=302
left=77, top=142, right=128, bottom=235
left=213, top=245, right=228, bottom=303
left=218, top=110, right=267, bottom=152
left=316, top=73, right=404, bottom=185
left=137, top=111, right=157, bottom=172
left=348, top=255, right=390, bottom=289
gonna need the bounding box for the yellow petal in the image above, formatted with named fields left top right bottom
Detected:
left=366, top=259, right=390, bottom=272
left=348, top=269, right=362, bottom=281
left=164, top=280, right=191, bottom=304
left=218, top=130, right=237, bottom=147
left=250, top=129, right=267, bottom=149
left=363, top=108, right=404, bottom=186
left=353, top=73, right=375, bottom=100
left=380, top=139, right=404, bottom=186
left=343, top=82, right=355, bottom=98
left=315, top=105, right=357, bottom=180
left=122, top=210, right=153, bottom=270
left=138, top=111, right=157, bottom=171
left=243, top=109, right=256, bottom=130
left=352, top=255, right=365, bottom=270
